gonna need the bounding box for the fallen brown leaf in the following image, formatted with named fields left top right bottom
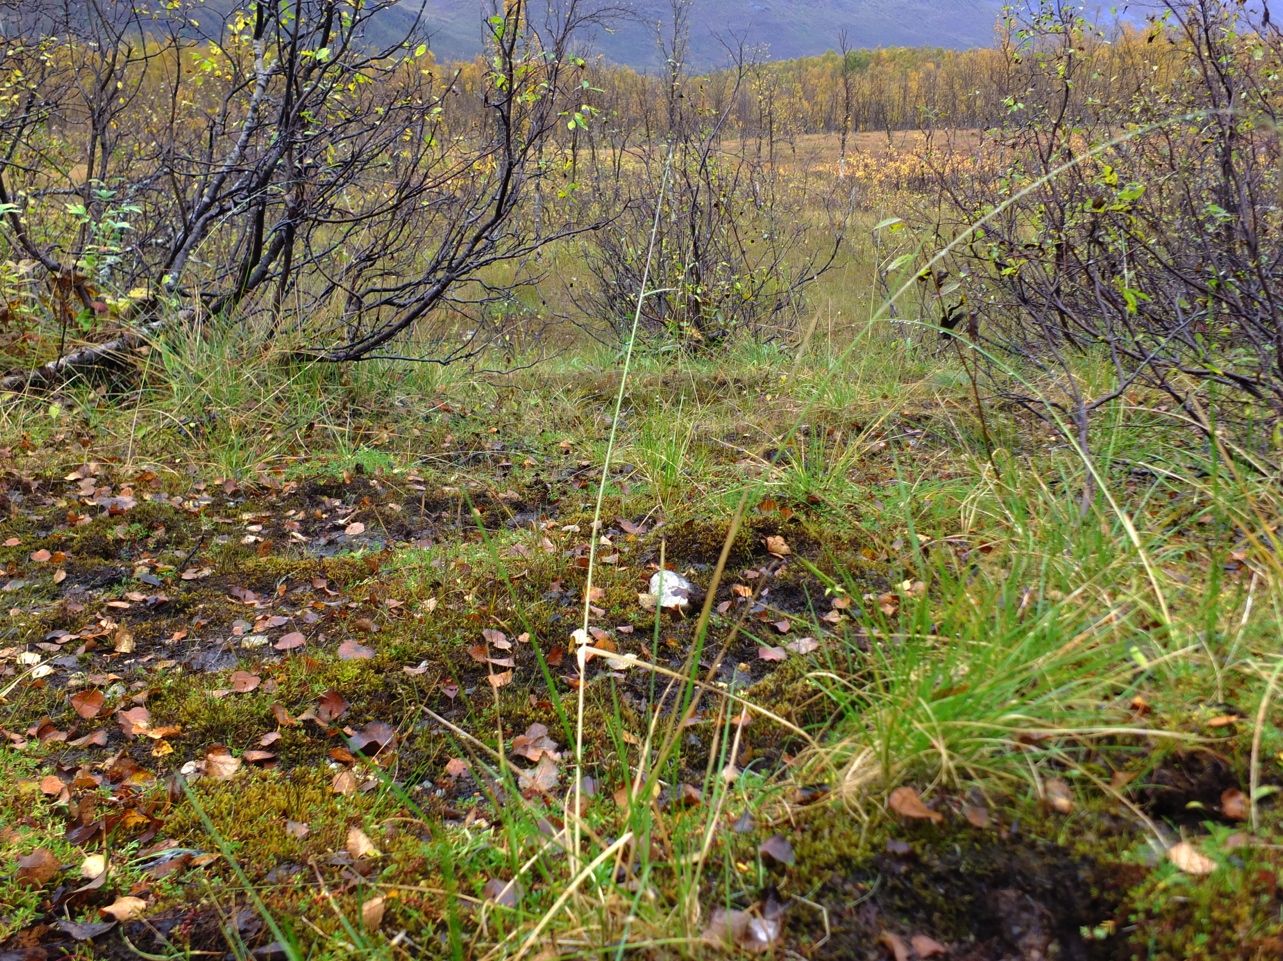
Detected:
left=346, top=826, right=380, bottom=860
left=878, top=930, right=909, bottom=961
left=962, top=802, right=991, bottom=829
left=53, top=919, right=116, bottom=942
left=332, top=769, right=358, bottom=795
left=70, top=728, right=109, bottom=748
left=338, top=639, right=375, bottom=661
left=512, top=723, right=560, bottom=762
left=1220, top=788, right=1248, bottom=821
left=517, top=755, right=560, bottom=795
left=758, top=834, right=796, bottom=867
left=17, top=848, right=60, bottom=888
left=888, top=786, right=943, bottom=824
left=764, top=535, right=791, bottom=557
left=314, top=690, right=350, bottom=724
left=100, top=896, right=147, bottom=921
left=484, top=877, right=522, bottom=908
left=117, top=706, right=151, bottom=736
left=785, top=636, right=819, bottom=655
left=911, top=933, right=949, bottom=957
left=1043, top=778, right=1074, bottom=814
left=702, top=893, right=786, bottom=954
left=349, top=720, right=396, bottom=756
left=203, top=746, right=242, bottom=781
left=275, top=631, right=307, bottom=651
left=38, top=774, right=65, bottom=796
left=1168, top=839, right=1216, bottom=875
left=361, top=895, right=386, bottom=931
left=70, top=689, right=106, bottom=719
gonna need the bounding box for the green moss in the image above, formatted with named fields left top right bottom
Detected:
left=59, top=500, right=189, bottom=561
left=0, top=679, right=65, bottom=733
left=1120, top=827, right=1283, bottom=961
left=149, top=685, right=280, bottom=751
left=0, top=775, right=82, bottom=940
left=167, top=767, right=359, bottom=877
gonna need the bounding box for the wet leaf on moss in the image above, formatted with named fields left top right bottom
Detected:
left=484, top=877, right=521, bottom=908
left=117, top=706, right=151, bottom=736
left=1042, top=777, right=1073, bottom=814
left=71, top=689, right=105, bottom=718
left=101, top=895, right=147, bottom=921
left=361, top=895, right=386, bottom=931
left=17, top=848, right=60, bottom=888
left=888, top=786, right=943, bottom=824
left=785, top=636, right=819, bottom=655
left=911, top=933, right=949, bottom=957
left=518, top=755, right=559, bottom=796
left=878, top=930, right=909, bottom=961
left=511, top=723, right=560, bottom=762
left=346, top=826, right=380, bottom=860
left=1168, top=840, right=1216, bottom=875
left=758, top=834, right=796, bottom=867
left=349, top=720, right=395, bottom=756
left=204, top=746, right=242, bottom=780
left=702, top=889, right=785, bottom=953
left=313, top=690, right=349, bottom=723
left=1220, top=787, right=1248, bottom=821
left=338, top=639, right=375, bottom=660
left=275, top=631, right=306, bottom=651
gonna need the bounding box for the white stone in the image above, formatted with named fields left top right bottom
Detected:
left=648, top=571, right=696, bottom=611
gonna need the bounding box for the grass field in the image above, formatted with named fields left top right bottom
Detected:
left=1, top=302, right=1281, bottom=959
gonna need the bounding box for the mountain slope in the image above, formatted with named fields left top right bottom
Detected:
left=418, top=0, right=1007, bottom=68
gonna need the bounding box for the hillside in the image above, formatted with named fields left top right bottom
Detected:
left=10, top=1, right=1116, bottom=68
left=418, top=0, right=1006, bottom=67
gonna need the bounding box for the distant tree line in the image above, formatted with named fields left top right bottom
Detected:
left=431, top=21, right=1192, bottom=148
